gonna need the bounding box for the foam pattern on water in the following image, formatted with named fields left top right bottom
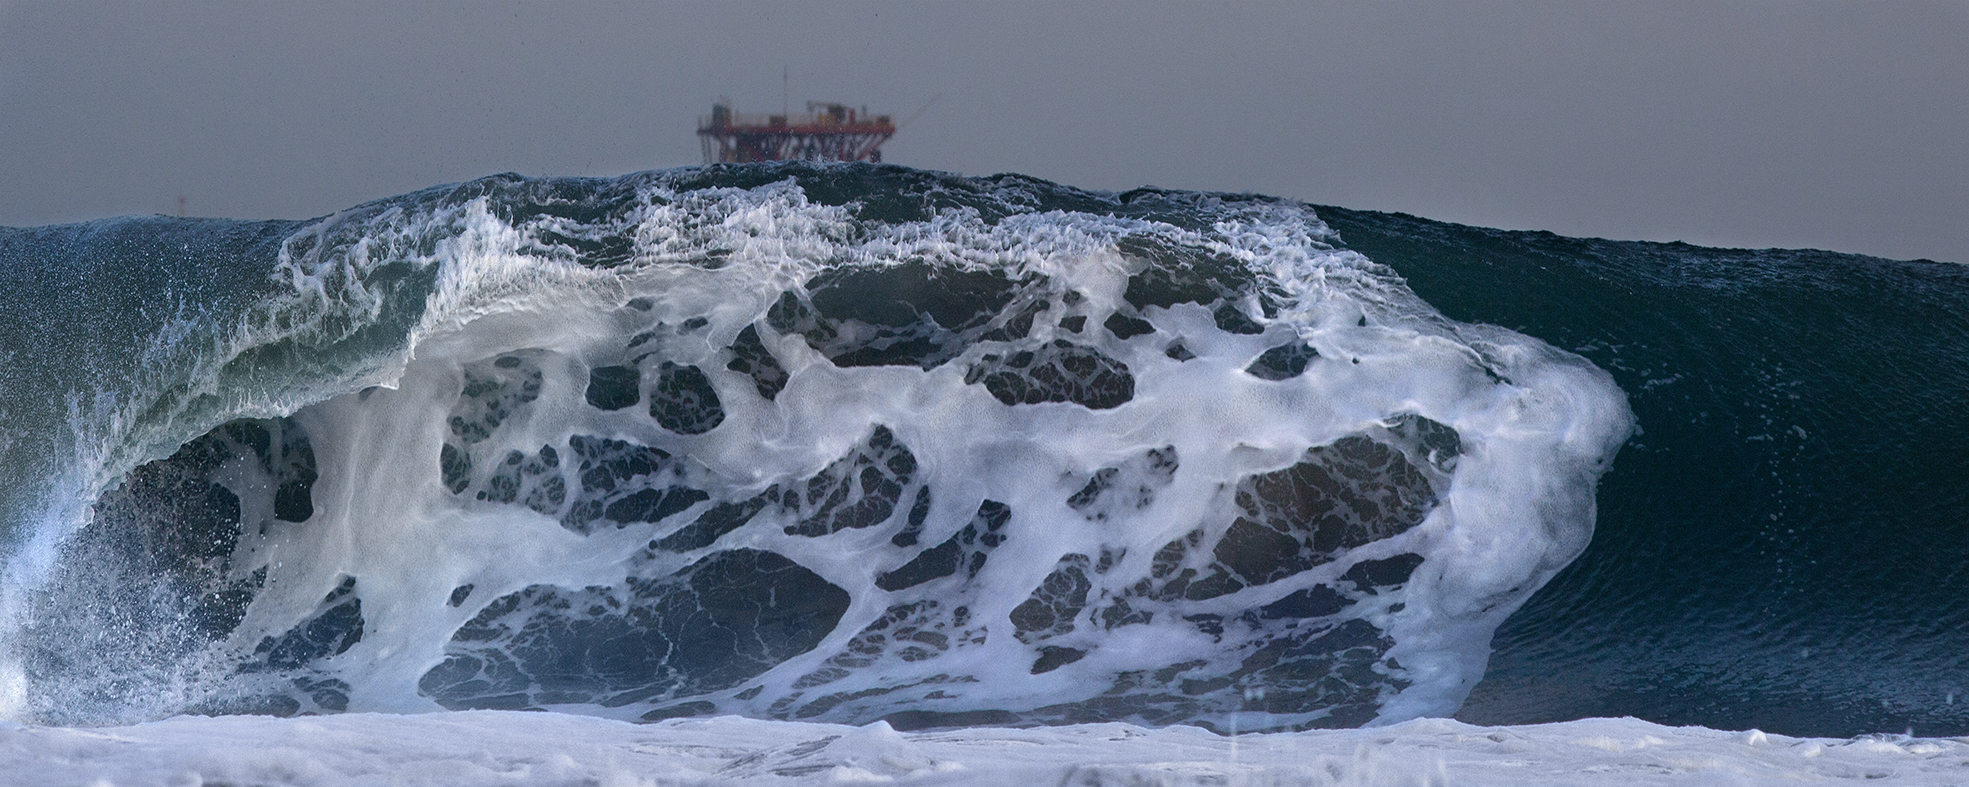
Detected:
left=20, top=166, right=1631, bottom=729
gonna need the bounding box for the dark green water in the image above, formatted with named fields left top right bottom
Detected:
left=1320, top=206, right=1969, bottom=736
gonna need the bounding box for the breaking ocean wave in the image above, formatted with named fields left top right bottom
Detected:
left=0, top=165, right=1632, bottom=732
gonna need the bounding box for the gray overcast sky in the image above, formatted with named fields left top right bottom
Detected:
left=2, top=1, right=1964, bottom=262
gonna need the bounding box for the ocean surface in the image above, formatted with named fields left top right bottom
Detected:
left=1312, top=207, right=1969, bottom=737
left=0, top=164, right=1958, bottom=744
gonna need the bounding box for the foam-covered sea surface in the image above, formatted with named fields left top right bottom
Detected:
left=15, top=711, right=1969, bottom=786
left=0, top=164, right=1956, bottom=752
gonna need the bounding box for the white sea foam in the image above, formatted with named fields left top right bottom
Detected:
left=13, top=174, right=1633, bottom=730
left=6, top=711, right=1964, bottom=786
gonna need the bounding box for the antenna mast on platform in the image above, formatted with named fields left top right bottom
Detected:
left=697, top=100, right=897, bottom=163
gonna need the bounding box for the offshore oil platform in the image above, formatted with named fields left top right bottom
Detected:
left=697, top=100, right=897, bottom=164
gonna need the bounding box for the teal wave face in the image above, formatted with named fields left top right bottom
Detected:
left=1319, top=206, right=1969, bottom=737
left=0, top=218, right=305, bottom=543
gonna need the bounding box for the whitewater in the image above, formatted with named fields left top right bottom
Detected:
left=11, top=712, right=1969, bottom=786
left=1, top=163, right=1964, bottom=785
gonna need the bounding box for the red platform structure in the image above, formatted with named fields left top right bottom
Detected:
left=697, top=101, right=896, bottom=164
